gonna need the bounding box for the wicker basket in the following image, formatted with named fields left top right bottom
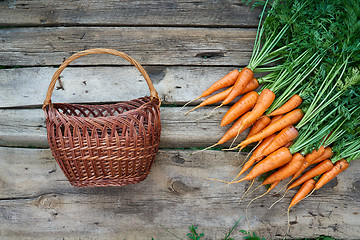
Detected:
left=43, top=48, right=161, bottom=187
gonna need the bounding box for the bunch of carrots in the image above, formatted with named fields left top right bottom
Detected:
left=183, top=0, right=360, bottom=217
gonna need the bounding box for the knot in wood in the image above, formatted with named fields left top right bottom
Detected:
left=33, top=194, right=61, bottom=209
left=167, top=179, right=188, bottom=195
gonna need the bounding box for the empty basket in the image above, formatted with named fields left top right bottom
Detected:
left=43, top=48, right=161, bottom=187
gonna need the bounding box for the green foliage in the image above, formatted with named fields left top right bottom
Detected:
left=187, top=226, right=204, bottom=240
left=157, top=220, right=339, bottom=240
left=239, top=230, right=266, bottom=240
left=241, top=0, right=269, bottom=11
left=224, top=217, right=242, bottom=240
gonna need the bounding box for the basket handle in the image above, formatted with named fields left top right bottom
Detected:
left=43, top=48, right=160, bottom=108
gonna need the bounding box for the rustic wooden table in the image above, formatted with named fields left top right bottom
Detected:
left=1, top=1, right=359, bottom=239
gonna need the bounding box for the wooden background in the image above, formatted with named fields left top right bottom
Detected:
left=1, top=1, right=359, bottom=239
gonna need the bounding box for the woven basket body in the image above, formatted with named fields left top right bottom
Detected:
left=43, top=49, right=161, bottom=187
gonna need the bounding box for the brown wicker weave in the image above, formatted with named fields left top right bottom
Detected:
left=43, top=48, right=161, bottom=187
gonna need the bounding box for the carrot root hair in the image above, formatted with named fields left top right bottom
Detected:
left=181, top=96, right=201, bottom=110
left=246, top=186, right=272, bottom=225
left=207, top=178, right=230, bottom=184
left=193, top=104, right=223, bottom=121
left=269, top=189, right=288, bottom=209
left=239, top=178, right=255, bottom=203
left=192, top=143, right=219, bottom=154
left=286, top=208, right=291, bottom=240
left=229, top=127, right=243, bottom=149
left=184, top=104, right=202, bottom=115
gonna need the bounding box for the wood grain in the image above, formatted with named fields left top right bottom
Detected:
left=1, top=147, right=360, bottom=240
left=0, top=66, right=255, bottom=107
left=0, top=106, right=249, bottom=149
left=0, top=27, right=255, bottom=66
left=0, top=0, right=261, bottom=27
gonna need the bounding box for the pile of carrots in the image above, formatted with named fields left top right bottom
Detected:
left=183, top=0, right=360, bottom=217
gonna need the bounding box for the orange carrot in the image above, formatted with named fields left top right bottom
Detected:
left=185, top=78, right=259, bottom=115
left=220, top=91, right=259, bottom=126
left=310, top=146, right=333, bottom=165
left=237, top=89, right=276, bottom=131
left=288, top=159, right=333, bottom=190
left=315, top=159, right=349, bottom=190
left=262, top=153, right=305, bottom=185
left=268, top=94, right=303, bottom=117
left=268, top=181, right=280, bottom=191
left=232, top=134, right=276, bottom=181
left=233, top=109, right=304, bottom=149
left=182, top=69, right=239, bottom=109
left=289, top=179, right=315, bottom=209
left=262, top=125, right=299, bottom=156
left=305, top=146, right=326, bottom=164
left=222, top=67, right=254, bottom=105
left=201, top=69, right=239, bottom=98
left=232, top=147, right=292, bottom=183
left=246, top=115, right=271, bottom=139
left=253, top=135, right=277, bottom=163
left=270, top=114, right=283, bottom=124
left=218, top=112, right=253, bottom=145
left=202, top=112, right=254, bottom=152
left=185, top=87, right=233, bottom=115
left=243, top=77, right=260, bottom=93
left=284, top=141, right=293, bottom=148
left=291, top=146, right=326, bottom=181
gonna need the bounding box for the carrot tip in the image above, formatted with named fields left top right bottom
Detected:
left=181, top=96, right=201, bottom=110
left=184, top=105, right=200, bottom=115
left=206, top=178, right=231, bottom=184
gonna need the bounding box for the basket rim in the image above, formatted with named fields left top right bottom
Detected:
left=44, top=96, right=160, bottom=121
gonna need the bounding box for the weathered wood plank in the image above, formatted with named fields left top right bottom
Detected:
left=0, top=66, right=254, bottom=107
left=1, top=147, right=360, bottom=239
left=0, top=27, right=255, bottom=66
left=0, top=106, right=248, bottom=149
left=0, top=0, right=261, bottom=27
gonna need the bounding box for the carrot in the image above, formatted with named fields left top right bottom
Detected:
left=231, top=134, right=276, bottom=182
left=238, top=89, right=276, bottom=130
left=270, top=114, right=283, bottom=124
left=310, top=146, right=333, bottom=165
left=185, top=77, right=260, bottom=115
left=246, top=115, right=271, bottom=139
left=243, top=77, right=260, bottom=93
left=269, top=147, right=325, bottom=208
left=288, top=159, right=333, bottom=190
left=253, top=135, right=277, bottom=163
left=283, top=141, right=293, bottom=148
left=233, top=109, right=304, bottom=150
left=201, top=112, right=254, bottom=152
left=232, top=147, right=292, bottom=183
left=268, top=181, right=280, bottom=191
left=262, top=125, right=299, bottom=156
left=314, top=159, right=349, bottom=190
left=200, top=69, right=239, bottom=98
left=262, top=153, right=305, bottom=185
left=220, top=91, right=259, bottom=126
left=288, top=179, right=315, bottom=209
left=305, top=145, right=326, bottom=164
left=291, top=146, right=326, bottom=181
left=218, top=112, right=253, bottom=144
left=182, top=69, right=239, bottom=109
left=268, top=94, right=303, bottom=117
left=222, top=67, right=254, bottom=105
left=185, top=87, right=233, bottom=115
